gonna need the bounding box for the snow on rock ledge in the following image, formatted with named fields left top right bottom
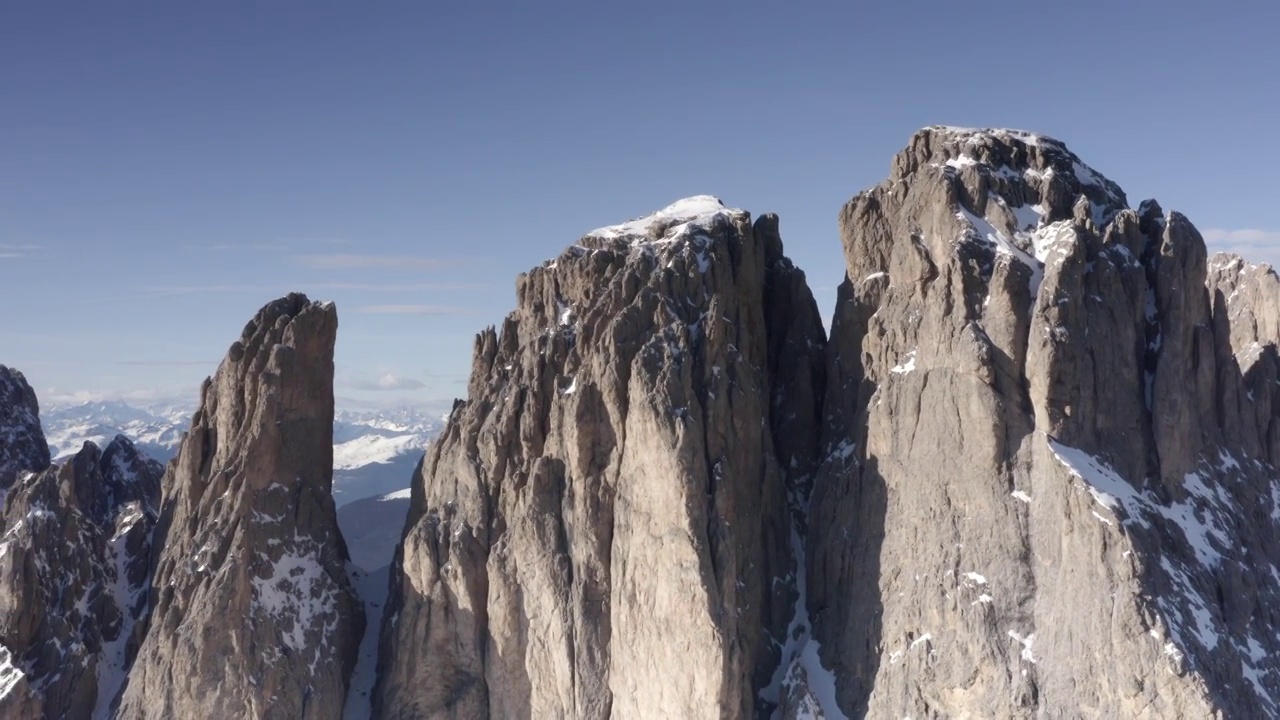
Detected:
left=585, top=194, right=745, bottom=244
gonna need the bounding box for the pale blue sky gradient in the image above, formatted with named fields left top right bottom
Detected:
left=3, top=2, right=1278, bottom=407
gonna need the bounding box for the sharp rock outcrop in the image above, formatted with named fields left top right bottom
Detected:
left=116, top=293, right=364, bottom=720
left=809, top=126, right=1280, bottom=717
left=0, top=434, right=163, bottom=719
left=0, top=366, right=51, bottom=503
left=376, top=196, right=827, bottom=718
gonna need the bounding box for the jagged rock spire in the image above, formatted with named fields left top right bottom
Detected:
left=116, top=294, right=364, bottom=719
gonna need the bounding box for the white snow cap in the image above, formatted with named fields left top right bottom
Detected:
left=586, top=195, right=744, bottom=244
left=930, top=125, right=1047, bottom=146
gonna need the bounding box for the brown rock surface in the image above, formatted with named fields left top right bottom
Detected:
left=116, top=294, right=364, bottom=720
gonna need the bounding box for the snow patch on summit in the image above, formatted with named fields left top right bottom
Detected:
left=931, top=126, right=1045, bottom=147
left=587, top=195, right=739, bottom=243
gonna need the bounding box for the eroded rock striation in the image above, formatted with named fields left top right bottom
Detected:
left=0, top=435, right=162, bottom=719
left=117, top=294, right=364, bottom=720
left=376, top=197, right=827, bottom=718
left=808, top=127, right=1280, bottom=717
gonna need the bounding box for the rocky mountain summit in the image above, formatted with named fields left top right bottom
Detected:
left=809, top=126, right=1280, bottom=717
left=376, top=196, right=828, bottom=718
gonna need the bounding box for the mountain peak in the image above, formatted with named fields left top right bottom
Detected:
left=897, top=124, right=1128, bottom=215
left=379, top=196, right=828, bottom=717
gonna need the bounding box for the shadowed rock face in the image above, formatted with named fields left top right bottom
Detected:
left=0, top=365, right=50, bottom=500
left=809, top=127, right=1280, bottom=718
left=375, top=197, right=827, bottom=719
left=116, top=294, right=364, bottom=720
left=0, top=435, right=162, bottom=719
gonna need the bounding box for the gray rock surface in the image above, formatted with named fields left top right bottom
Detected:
left=116, top=294, right=364, bottom=720
left=0, top=365, right=51, bottom=501
left=0, top=435, right=163, bottom=718
left=808, top=126, right=1280, bottom=718
left=375, top=197, right=827, bottom=718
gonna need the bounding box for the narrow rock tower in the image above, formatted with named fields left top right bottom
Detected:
left=117, top=294, right=364, bottom=719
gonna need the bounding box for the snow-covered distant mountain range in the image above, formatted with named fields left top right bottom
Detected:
left=40, top=400, right=445, bottom=506
left=41, top=400, right=190, bottom=464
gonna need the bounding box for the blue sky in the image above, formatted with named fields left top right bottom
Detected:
left=3, top=1, right=1278, bottom=409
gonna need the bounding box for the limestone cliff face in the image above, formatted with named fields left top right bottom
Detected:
left=375, top=197, right=827, bottom=719
left=116, top=294, right=364, bottom=720
left=0, top=435, right=162, bottom=719
left=809, top=127, right=1280, bottom=717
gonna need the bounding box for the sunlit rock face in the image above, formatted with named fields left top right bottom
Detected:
left=375, top=197, right=827, bottom=719
left=809, top=126, right=1280, bottom=718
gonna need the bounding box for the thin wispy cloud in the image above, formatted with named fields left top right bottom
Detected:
left=312, top=281, right=490, bottom=291
left=131, top=282, right=490, bottom=300
left=1202, top=228, right=1280, bottom=266
left=44, top=388, right=196, bottom=406
left=352, top=304, right=480, bottom=315
left=0, top=243, right=39, bottom=258
left=351, top=372, right=428, bottom=391
left=182, top=243, right=289, bottom=252
left=117, top=360, right=216, bottom=367
left=292, top=237, right=350, bottom=246
left=295, top=254, right=454, bottom=270
left=137, top=285, right=269, bottom=298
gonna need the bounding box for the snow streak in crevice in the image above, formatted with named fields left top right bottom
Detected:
left=760, top=483, right=847, bottom=720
